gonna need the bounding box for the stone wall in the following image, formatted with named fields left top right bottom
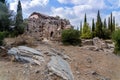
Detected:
left=26, top=12, right=72, bottom=41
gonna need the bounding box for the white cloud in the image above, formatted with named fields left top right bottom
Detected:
left=9, top=0, right=120, bottom=27
left=57, top=0, right=71, bottom=4
left=51, top=7, right=75, bottom=19
left=10, top=0, right=18, bottom=11
left=10, top=0, right=49, bottom=11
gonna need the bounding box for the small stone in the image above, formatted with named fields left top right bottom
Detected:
left=35, top=70, right=40, bottom=73
left=91, top=71, right=97, bottom=75
left=86, top=65, right=91, bottom=68
left=87, top=58, right=92, bottom=63
left=76, top=71, right=80, bottom=75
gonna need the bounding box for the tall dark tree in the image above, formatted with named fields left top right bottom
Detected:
left=15, top=0, right=24, bottom=34
left=84, top=13, right=87, bottom=23
left=92, top=18, right=95, bottom=32
left=80, top=21, right=82, bottom=35
left=103, top=18, right=107, bottom=29
left=0, top=0, right=11, bottom=31
left=108, top=17, right=111, bottom=30
left=92, top=18, right=95, bottom=38
left=113, top=16, right=115, bottom=31
left=95, top=10, right=103, bottom=38
left=110, top=12, right=113, bottom=32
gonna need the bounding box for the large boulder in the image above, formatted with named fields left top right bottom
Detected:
left=7, top=46, right=44, bottom=65
left=48, top=56, right=74, bottom=80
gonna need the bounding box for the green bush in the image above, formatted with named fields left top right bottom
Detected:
left=112, top=29, right=120, bottom=55
left=62, top=29, right=81, bottom=46
left=0, top=31, right=8, bottom=45
left=102, top=29, right=111, bottom=39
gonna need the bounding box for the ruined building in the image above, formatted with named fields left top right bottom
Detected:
left=26, top=12, right=72, bottom=41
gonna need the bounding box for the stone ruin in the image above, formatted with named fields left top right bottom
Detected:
left=26, top=12, right=72, bottom=41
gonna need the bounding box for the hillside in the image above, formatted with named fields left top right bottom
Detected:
left=0, top=39, right=120, bottom=80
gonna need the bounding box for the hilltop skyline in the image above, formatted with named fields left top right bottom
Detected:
left=9, top=0, right=120, bottom=27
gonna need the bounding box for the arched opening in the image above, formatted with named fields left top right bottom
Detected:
left=50, top=31, right=53, bottom=37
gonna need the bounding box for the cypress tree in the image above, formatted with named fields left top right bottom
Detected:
left=108, top=17, right=111, bottom=30
left=92, top=18, right=95, bottom=38
left=113, top=16, right=115, bottom=31
left=80, top=21, right=82, bottom=35
left=15, top=0, right=24, bottom=34
left=110, top=12, right=113, bottom=32
left=92, top=18, right=95, bottom=32
left=103, top=18, right=107, bottom=29
left=81, top=13, right=92, bottom=39
left=96, top=10, right=103, bottom=38
left=84, top=13, right=87, bottom=23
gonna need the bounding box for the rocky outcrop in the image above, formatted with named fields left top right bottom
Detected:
left=7, top=46, right=74, bottom=80
left=26, top=12, right=72, bottom=41
left=8, top=46, right=44, bottom=65
left=48, top=56, right=74, bottom=80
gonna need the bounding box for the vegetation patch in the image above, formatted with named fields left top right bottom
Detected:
left=112, top=29, right=120, bottom=55
left=62, top=29, right=81, bottom=46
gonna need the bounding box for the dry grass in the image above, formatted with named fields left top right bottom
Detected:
left=4, top=34, right=38, bottom=47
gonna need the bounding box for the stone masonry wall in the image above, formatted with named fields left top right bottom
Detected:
left=26, top=12, right=72, bottom=41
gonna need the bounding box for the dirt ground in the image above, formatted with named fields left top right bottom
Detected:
left=0, top=41, right=120, bottom=80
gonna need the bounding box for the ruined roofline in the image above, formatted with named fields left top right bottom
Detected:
left=29, top=12, right=60, bottom=20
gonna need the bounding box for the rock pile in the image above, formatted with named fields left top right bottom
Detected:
left=82, top=37, right=114, bottom=53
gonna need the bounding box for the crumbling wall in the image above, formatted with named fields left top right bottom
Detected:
left=26, top=12, right=72, bottom=41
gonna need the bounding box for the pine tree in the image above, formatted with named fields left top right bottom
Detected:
left=15, top=0, right=24, bottom=34
left=81, top=13, right=92, bottom=39
left=96, top=10, right=103, bottom=38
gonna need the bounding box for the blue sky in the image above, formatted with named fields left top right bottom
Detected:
left=9, top=0, right=120, bottom=27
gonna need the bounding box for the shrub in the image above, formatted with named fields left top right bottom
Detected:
left=112, top=29, right=120, bottom=55
left=0, top=31, right=9, bottom=45
left=62, top=29, right=81, bottom=46
left=102, top=29, right=111, bottom=39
